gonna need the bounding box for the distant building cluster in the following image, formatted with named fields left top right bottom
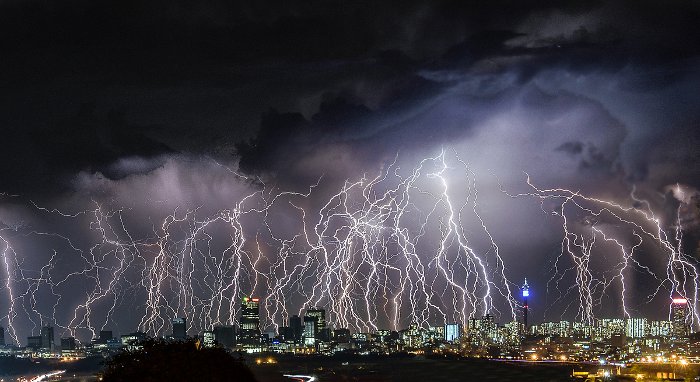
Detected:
left=0, top=294, right=698, bottom=364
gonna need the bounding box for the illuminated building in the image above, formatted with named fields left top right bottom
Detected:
left=522, top=279, right=530, bottom=332
left=41, top=326, right=55, bottom=350
left=445, top=323, right=462, bottom=342
left=171, top=317, right=187, bottom=340
left=203, top=331, right=215, bottom=348
left=305, top=308, right=327, bottom=342
left=481, top=314, right=498, bottom=343
left=672, top=297, right=689, bottom=339
left=531, top=321, right=572, bottom=338
left=503, top=321, right=522, bottom=346
left=648, top=320, right=672, bottom=337
left=303, top=316, right=317, bottom=346
left=213, top=325, right=236, bottom=348
left=121, top=332, right=146, bottom=351
left=240, top=297, right=261, bottom=347
left=305, top=309, right=326, bottom=330
left=625, top=318, right=647, bottom=338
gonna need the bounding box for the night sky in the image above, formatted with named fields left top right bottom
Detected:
left=1, top=0, right=700, bottom=341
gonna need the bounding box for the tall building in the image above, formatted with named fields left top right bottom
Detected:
left=0, top=325, right=4, bottom=347
left=672, top=297, right=689, bottom=339
left=278, top=326, right=293, bottom=341
left=99, top=330, right=113, bottom=343
left=27, top=335, right=42, bottom=350
left=648, top=320, right=672, bottom=337
left=333, top=328, right=351, bottom=343
left=626, top=318, right=647, bottom=338
left=303, top=316, right=317, bottom=346
left=521, top=279, right=530, bottom=332
left=304, top=308, right=326, bottom=342
left=240, top=297, right=261, bottom=346
left=213, top=325, right=236, bottom=348
left=41, top=326, right=54, bottom=350
left=61, top=337, right=76, bottom=350
left=444, top=323, right=462, bottom=342
left=305, top=308, right=326, bottom=331
left=290, top=315, right=303, bottom=342
left=171, top=318, right=187, bottom=340
left=203, top=331, right=216, bottom=348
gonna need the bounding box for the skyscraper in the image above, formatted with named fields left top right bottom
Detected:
left=99, top=330, right=113, bottom=343
left=626, top=318, right=647, bottom=338
left=444, top=323, right=462, bottom=342
left=213, top=325, right=236, bottom=348
left=303, top=316, right=317, bottom=346
left=305, top=308, right=326, bottom=331
left=41, top=326, right=54, bottom=350
left=27, top=336, right=42, bottom=350
left=672, top=297, right=689, bottom=339
left=305, top=308, right=327, bottom=342
left=0, top=325, right=4, bottom=347
left=290, top=315, right=302, bottom=342
left=172, top=317, right=187, bottom=340
left=240, top=297, right=261, bottom=346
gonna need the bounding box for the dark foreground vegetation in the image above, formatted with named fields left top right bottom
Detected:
left=103, top=339, right=257, bottom=382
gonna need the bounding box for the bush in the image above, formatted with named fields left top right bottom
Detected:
left=102, top=339, right=257, bottom=382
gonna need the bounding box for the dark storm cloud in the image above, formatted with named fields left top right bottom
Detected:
left=0, top=0, right=696, bottom=197
left=0, top=103, right=171, bottom=195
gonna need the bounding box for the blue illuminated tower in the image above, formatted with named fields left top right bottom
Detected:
left=521, top=279, right=530, bottom=331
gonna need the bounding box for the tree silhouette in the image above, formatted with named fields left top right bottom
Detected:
left=102, top=339, right=257, bottom=382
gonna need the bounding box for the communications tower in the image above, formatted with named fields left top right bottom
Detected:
left=521, top=279, right=530, bottom=332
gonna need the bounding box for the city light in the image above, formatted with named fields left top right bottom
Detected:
left=672, top=298, right=688, bottom=304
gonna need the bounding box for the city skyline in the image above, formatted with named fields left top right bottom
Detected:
left=2, top=293, right=693, bottom=349
left=2, top=294, right=697, bottom=371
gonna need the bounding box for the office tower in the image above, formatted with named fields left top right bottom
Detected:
left=0, top=326, right=4, bottom=346
left=61, top=337, right=76, bottom=350
left=278, top=326, right=293, bottom=341
left=99, top=330, right=113, bottom=343
left=305, top=308, right=329, bottom=342
left=213, top=325, right=236, bottom=348
left=303, top=315, right=317, bottom=346
left=672, top=297, right=689, bottom=339
left=203, top=331, right=216, bottom=348
left=305, top=308, right=326, bottom=331
left=41, top=326, right=54, bottom=350
left=333, top=328, right=351, bottom=343
left=444, top=323, right=462, bottom=342
left=172, top=317, right=187, bottom=340
left=240, top=297, right=261, bottom=346
left=625, top=318, right=647, bottom=338
left=290, top=315, right=303, bottom=342
left=28, top=336, right=42, bottom=350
